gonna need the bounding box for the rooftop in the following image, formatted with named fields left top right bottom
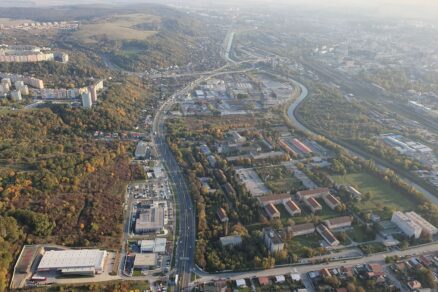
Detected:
left=136, top=206, right=165, bottom=231
left=37, top=249, right=106, bottom=271
left=325, top=194, right=341, bottom=205
left=306, top=197, right=322, bottom=209
left=285, top=199, right=300, bottom=211
left=297, top=187, right=330, bottom=197
left=265, top=203, right=280, bottom=217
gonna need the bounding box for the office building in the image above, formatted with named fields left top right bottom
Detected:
left=391, top=211, right=422, bottom=239
left=82, top=92, right=92, bottom=109
left=263, top=227, right=284, bottom=253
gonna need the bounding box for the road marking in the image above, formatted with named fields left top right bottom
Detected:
left=180, top=257, right=190, bottom=261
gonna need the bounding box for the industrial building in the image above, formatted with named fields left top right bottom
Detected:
left=405, top=211, right=438, bottom=236
left=37, top=249, right=107, bottom=276
left=391, top=211, right=422, bottom=239
left=135, top=206, right=165, bottom=234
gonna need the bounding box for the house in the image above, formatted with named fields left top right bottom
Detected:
left=304, top=197, right=322, bottom=213
left=321, top=268, right=332, bottom=278
left=296, top=187, right=330, bottom=200
left=235, top=279, right=246, bottom=288
left=263, top=227, right=284, bottom=253
left=217, top=208, right=228, bottom=223
left=290, top=223, right=315, bottom=236
left=265, top=203, right=280, bottom=220
left=407, top=280, right=422, bottom=291
left=283, top=199, right=301, bottom=216
left=275, top=275, right=285, bottom=283
left=258, top=276, right=270, bottom=286
left=323, top=194, right=341, bottom=210
left=324, top=216, right=353, bottom=229
left=290, top=273, right=301, bottom=282
left=317, top=224, right=340, bottom=246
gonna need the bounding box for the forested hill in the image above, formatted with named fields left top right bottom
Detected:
left=0, top=78, right=151, bottom=290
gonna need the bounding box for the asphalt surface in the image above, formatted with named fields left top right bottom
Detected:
left=153, top=96, right=196, bottom=291
left=196, top=242, right=438, bottom=283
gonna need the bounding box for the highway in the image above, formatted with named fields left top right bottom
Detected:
left=153, top=92, right=195, bottom=291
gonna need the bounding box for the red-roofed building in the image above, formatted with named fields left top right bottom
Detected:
left=265, top=203, right=280, bottom=220
left=258, top=276, right=269, bottom=286
left=292, top=138, right=313, bottom=154
left=258, top=193, right=291, bottom=206
left=297, top=187, right=330, bottom=200
left=283, top=199, right=301, bottom=216
left=304, top=197, right=322, bottom=213
left=321, top=268, right=332, bottom=278
left=407, top=280, right=421, bottom=290
left=317, top=224, right=340, bottom=246
left=324, top=216, right=353, bottom=229
left=323, top=194, right=341, bottom=210
left=289, top=223, right=315, bottom=236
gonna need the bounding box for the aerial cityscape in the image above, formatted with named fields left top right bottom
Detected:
left=0, top=0, right=437, bottom=291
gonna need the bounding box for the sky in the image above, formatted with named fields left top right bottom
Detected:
left=5, top=0, right=438, bottom=21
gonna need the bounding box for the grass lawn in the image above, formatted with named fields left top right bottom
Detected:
left=289, top=200, right=342, bottom=225
left=74, top=13, right=159, bottom=43
left=287, top=233, right=323, bottom=257
left=347, top=225, right=375, bottom=243
left=256, top=165, right=304, bottom=193
left=331, top=173, right=416, bottom=216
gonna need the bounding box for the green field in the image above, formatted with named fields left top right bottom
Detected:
left=74, top=14, right=159, bottom=43
left=331, top=173, right=416, bottom=216
left=255, top=165, right=304, bottom=193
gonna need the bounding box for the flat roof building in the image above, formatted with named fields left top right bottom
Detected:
left=135, top=141, right=149, bottom=160
left=405, top=211, right=438, bottom=236
left=220, top=235, right=242, bottom=247
left=263, top=227, right=284, bottom=253
left=391, top=211, right=422, bottom=239
left=135, top=206, right=165, bottom=234
left=139, top=238, right=167, bottom=253
left=37, top=249, right=107, bottom=276
left=133, top=253, right=157, bottom=269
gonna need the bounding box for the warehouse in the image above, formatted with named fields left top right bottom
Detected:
left=37, top=249, right=107, bottom=276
